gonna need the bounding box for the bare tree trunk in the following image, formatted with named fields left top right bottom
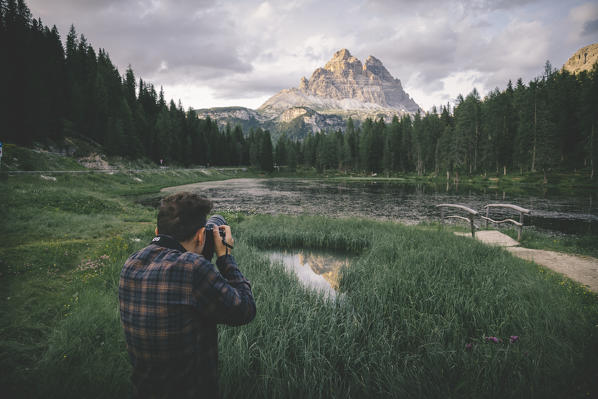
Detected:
left=474, top=123, right=478, bottom=173
left=592, top=122, right=595, bottom=180
left=532, top=92, right=537, bottom=172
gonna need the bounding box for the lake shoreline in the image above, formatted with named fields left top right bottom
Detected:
left=161, top=176, right=597, bottom=257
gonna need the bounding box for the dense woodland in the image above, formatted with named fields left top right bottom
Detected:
left=1, top=0, right=597, bottom=177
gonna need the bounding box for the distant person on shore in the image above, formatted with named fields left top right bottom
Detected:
left=118, top=192, right=256, bottom=398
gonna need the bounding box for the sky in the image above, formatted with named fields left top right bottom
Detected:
left=27, top=0, right=598, bottom=112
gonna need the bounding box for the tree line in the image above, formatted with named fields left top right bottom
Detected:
left=1, top=0, right=597, bottom=178
left=0, top=0, right=274, bottom=170
left=276, top=61, right=598, bottom=179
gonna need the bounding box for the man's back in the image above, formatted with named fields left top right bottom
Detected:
left=119, top=238, right=255, bottom=398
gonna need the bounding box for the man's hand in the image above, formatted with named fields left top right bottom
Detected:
left=214, top=225, right=234, bottom=258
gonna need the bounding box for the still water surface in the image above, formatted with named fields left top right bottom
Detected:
left=266, top=249, right=350, bottom=298
left=163, top=178, right=597, bottom=237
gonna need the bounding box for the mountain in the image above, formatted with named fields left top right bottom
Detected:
left=563, top=43, right=598, bottom=74
left=195, top=49, right=420, bottom=140
left=193, top=106, right=266, bottom=133
left=259, top=48, right=420, bottom=118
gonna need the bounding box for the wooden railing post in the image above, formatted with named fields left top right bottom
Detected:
left=436, top=204, right=478, bottom=237
left=483, top=204, right=531, bottom=241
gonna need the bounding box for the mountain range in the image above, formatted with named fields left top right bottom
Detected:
left=194, top=49, right=420, bottom=139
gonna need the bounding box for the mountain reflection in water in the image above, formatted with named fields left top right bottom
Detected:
left=266, top=250, right=350, bottom=298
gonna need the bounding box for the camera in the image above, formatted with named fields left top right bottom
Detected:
left=202, top=214, right=227, bottom=260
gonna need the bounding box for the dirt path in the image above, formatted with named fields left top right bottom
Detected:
left=456, top=230, right=598, bottom=292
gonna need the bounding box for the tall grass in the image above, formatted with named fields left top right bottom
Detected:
left=0, top=169, right=241, bottom=397
left=1, top=170, right=597, bottom=398
left=221, top=215, right=598, bottom=398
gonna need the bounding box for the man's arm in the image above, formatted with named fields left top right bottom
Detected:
left=191, top=254, right=256, bottom=326
left=190, top=226, right=256, bottom=326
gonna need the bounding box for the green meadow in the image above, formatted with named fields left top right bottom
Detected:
left=1, top=168, right=597, bottom=398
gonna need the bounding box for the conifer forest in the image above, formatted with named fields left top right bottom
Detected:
left=1, top=0, right=597, bottom=178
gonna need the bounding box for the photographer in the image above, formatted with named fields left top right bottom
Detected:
left=119, top=192, right=256, bottom=398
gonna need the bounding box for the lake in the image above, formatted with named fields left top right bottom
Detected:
left=163, top=178, right=597, bottom=237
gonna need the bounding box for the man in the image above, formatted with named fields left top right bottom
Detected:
left=119, top=192, right=256, bottom=398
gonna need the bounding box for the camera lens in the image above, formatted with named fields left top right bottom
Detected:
left=202, top=215, right=227, bottom=260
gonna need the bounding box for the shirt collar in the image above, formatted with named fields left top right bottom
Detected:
left=151, top=234, right=187, bottom=253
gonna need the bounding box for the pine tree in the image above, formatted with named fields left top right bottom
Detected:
left=580, top=63, right=598, bottom=178
left=260, top=130, right=274, bottom=172
left=154, top=108, right=172, bottom=163
left=124, top=65, right=136, bottom=109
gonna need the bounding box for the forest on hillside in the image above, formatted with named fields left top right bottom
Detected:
left=1, top=0, right=597, bottom=177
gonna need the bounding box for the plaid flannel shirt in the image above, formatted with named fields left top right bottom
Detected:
left=119, top=235, right=256, bottom=398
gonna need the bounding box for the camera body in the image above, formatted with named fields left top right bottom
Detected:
left=202, top=214, right=227, bottom=260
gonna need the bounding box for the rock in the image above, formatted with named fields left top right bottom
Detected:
left=77, top=153, right=113, bottom=170
left=259, top=48, right=420, bottom=117
left=279, top=107, right=308, bottom=123
left=563, top=43, right=598, bottom=74
left=299, top=76, right=309, bottom=90
left=40, top=175, right=57, bottom=181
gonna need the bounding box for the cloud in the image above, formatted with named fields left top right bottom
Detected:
left=366, top=0, right=539, bottom=14
left=472, top=20, right=550, bottom=87
left=28, top=0, right=251, bottom=83
left=582, top=19, right=598, bottom=35
left=26, top=0, right=586, bottom=112
left=568, top=2, right=598, bottom=39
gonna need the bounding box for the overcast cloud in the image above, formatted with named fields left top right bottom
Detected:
left=27, top=0, right=598, bottom=111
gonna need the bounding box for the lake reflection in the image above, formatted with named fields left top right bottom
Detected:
left=266, top=249, right=350, bottom=298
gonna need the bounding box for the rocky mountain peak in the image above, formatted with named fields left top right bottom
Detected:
left=324, top=48, right=363, bottom=76
left=563, top=43, right=598, bottom=74
left=258, top=48, right=420, bottom=123
left=364, top=55, right=394, bottom=82
left=332, top=48, right=353, bottom=61
left=299, top=76, right=309, bottom=90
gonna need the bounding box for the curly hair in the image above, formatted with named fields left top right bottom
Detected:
left=157, top=192, right=213, bottom=242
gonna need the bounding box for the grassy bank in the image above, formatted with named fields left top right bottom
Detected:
left=0, top=168, right=246, bottom=397
left=229, top=216, right=598, bottom=398
left=415, top=222, right=598, bottom=259
left=502, top=228, right=598, bottom=259
left=1, top=170, right=597, bottom=398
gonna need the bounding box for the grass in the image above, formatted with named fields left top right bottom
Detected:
left=416, top=221, right=598, bottom=259
left=502, top=228, right=598, bottom=259
left=0, top=167, right=246, bottom=398
left=1, top=160, right=597, bottom=398
left=0, top=143, right=86, bottom=171
left=229, top=216, right=598, bottom=398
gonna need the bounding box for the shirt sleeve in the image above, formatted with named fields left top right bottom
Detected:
left=191, top=254, right=256, bottom=326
